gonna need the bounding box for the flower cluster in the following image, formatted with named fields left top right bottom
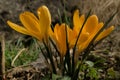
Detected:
left=7, top=5, right=115, bottom=79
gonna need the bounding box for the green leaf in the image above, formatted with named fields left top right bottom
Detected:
left=108, top=68, right=115, bottom=76
left=52, top=74, right=71, bottom=80
left=52, top=74, right=61, bottom=80
left=86, top=67, right=99, bottom=79
left=85, top=61, right=94, bottom=67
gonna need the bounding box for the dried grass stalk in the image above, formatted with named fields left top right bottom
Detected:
left=0, top=33, right=5, bottom=80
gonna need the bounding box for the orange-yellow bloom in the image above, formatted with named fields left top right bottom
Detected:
left=73, top=10, right=114, bottom=52
left=49, top=23, right=77, bottom=57
left=7, top=5, right=51, bottom=42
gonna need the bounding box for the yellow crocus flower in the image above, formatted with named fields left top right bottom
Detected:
left=73, top=10, right=89, bottom=46
left=73, top=10, right=114, bottom=53
left=78, top=15, right=103, bottom=52
left=50, top=23, right=77, bottom=57
left=7, top=5, right=51, bottom=42
left=52, top=24, right=67, bottom=57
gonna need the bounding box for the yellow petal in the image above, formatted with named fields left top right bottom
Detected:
left=20, top=11, right=40, bottom=32
left=78, top=23, right=104, bottom=53
left=90, top=22, right=104, bottom=40
left=83, top=15, right=98, bottom=34
left=73, top=10, right=85, bottom=34
left=95, top=22, right=104, bottom=33
left=7, top=21, right=30, bottom=35
left=54, top=24, right=60, bottom=40
left=68, top=28, right=77, bottom=48
left=58, top=24, right=66, bottom=44
left=37, top=5, right=51, bottom=37
left=19, top=11, right=44, bottom=40
left=59, top=24, right=67, bottom=56
left=53, top=24, right=67, bottom=57
left=69, top=32, right=89, bottom=49
left=78, top=44, right=85, bottom=53
left=95, top=26, right=114, bottom=42
left=78, top=32, right=89, bottom=44
left=78, top=36, right=92, bottom=53
left=7, top=21, right=42, bottom=41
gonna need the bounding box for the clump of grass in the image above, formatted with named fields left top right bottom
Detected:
left=5, top=37, right=39, bottom=69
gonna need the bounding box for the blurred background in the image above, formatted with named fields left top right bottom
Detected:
left=0, top=0, right=120, bottom=30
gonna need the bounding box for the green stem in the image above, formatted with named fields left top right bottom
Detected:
left=43, top=40, right=57, bottom=74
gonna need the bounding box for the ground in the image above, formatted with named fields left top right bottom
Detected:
left=0, top=0, right=120, bottom=80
